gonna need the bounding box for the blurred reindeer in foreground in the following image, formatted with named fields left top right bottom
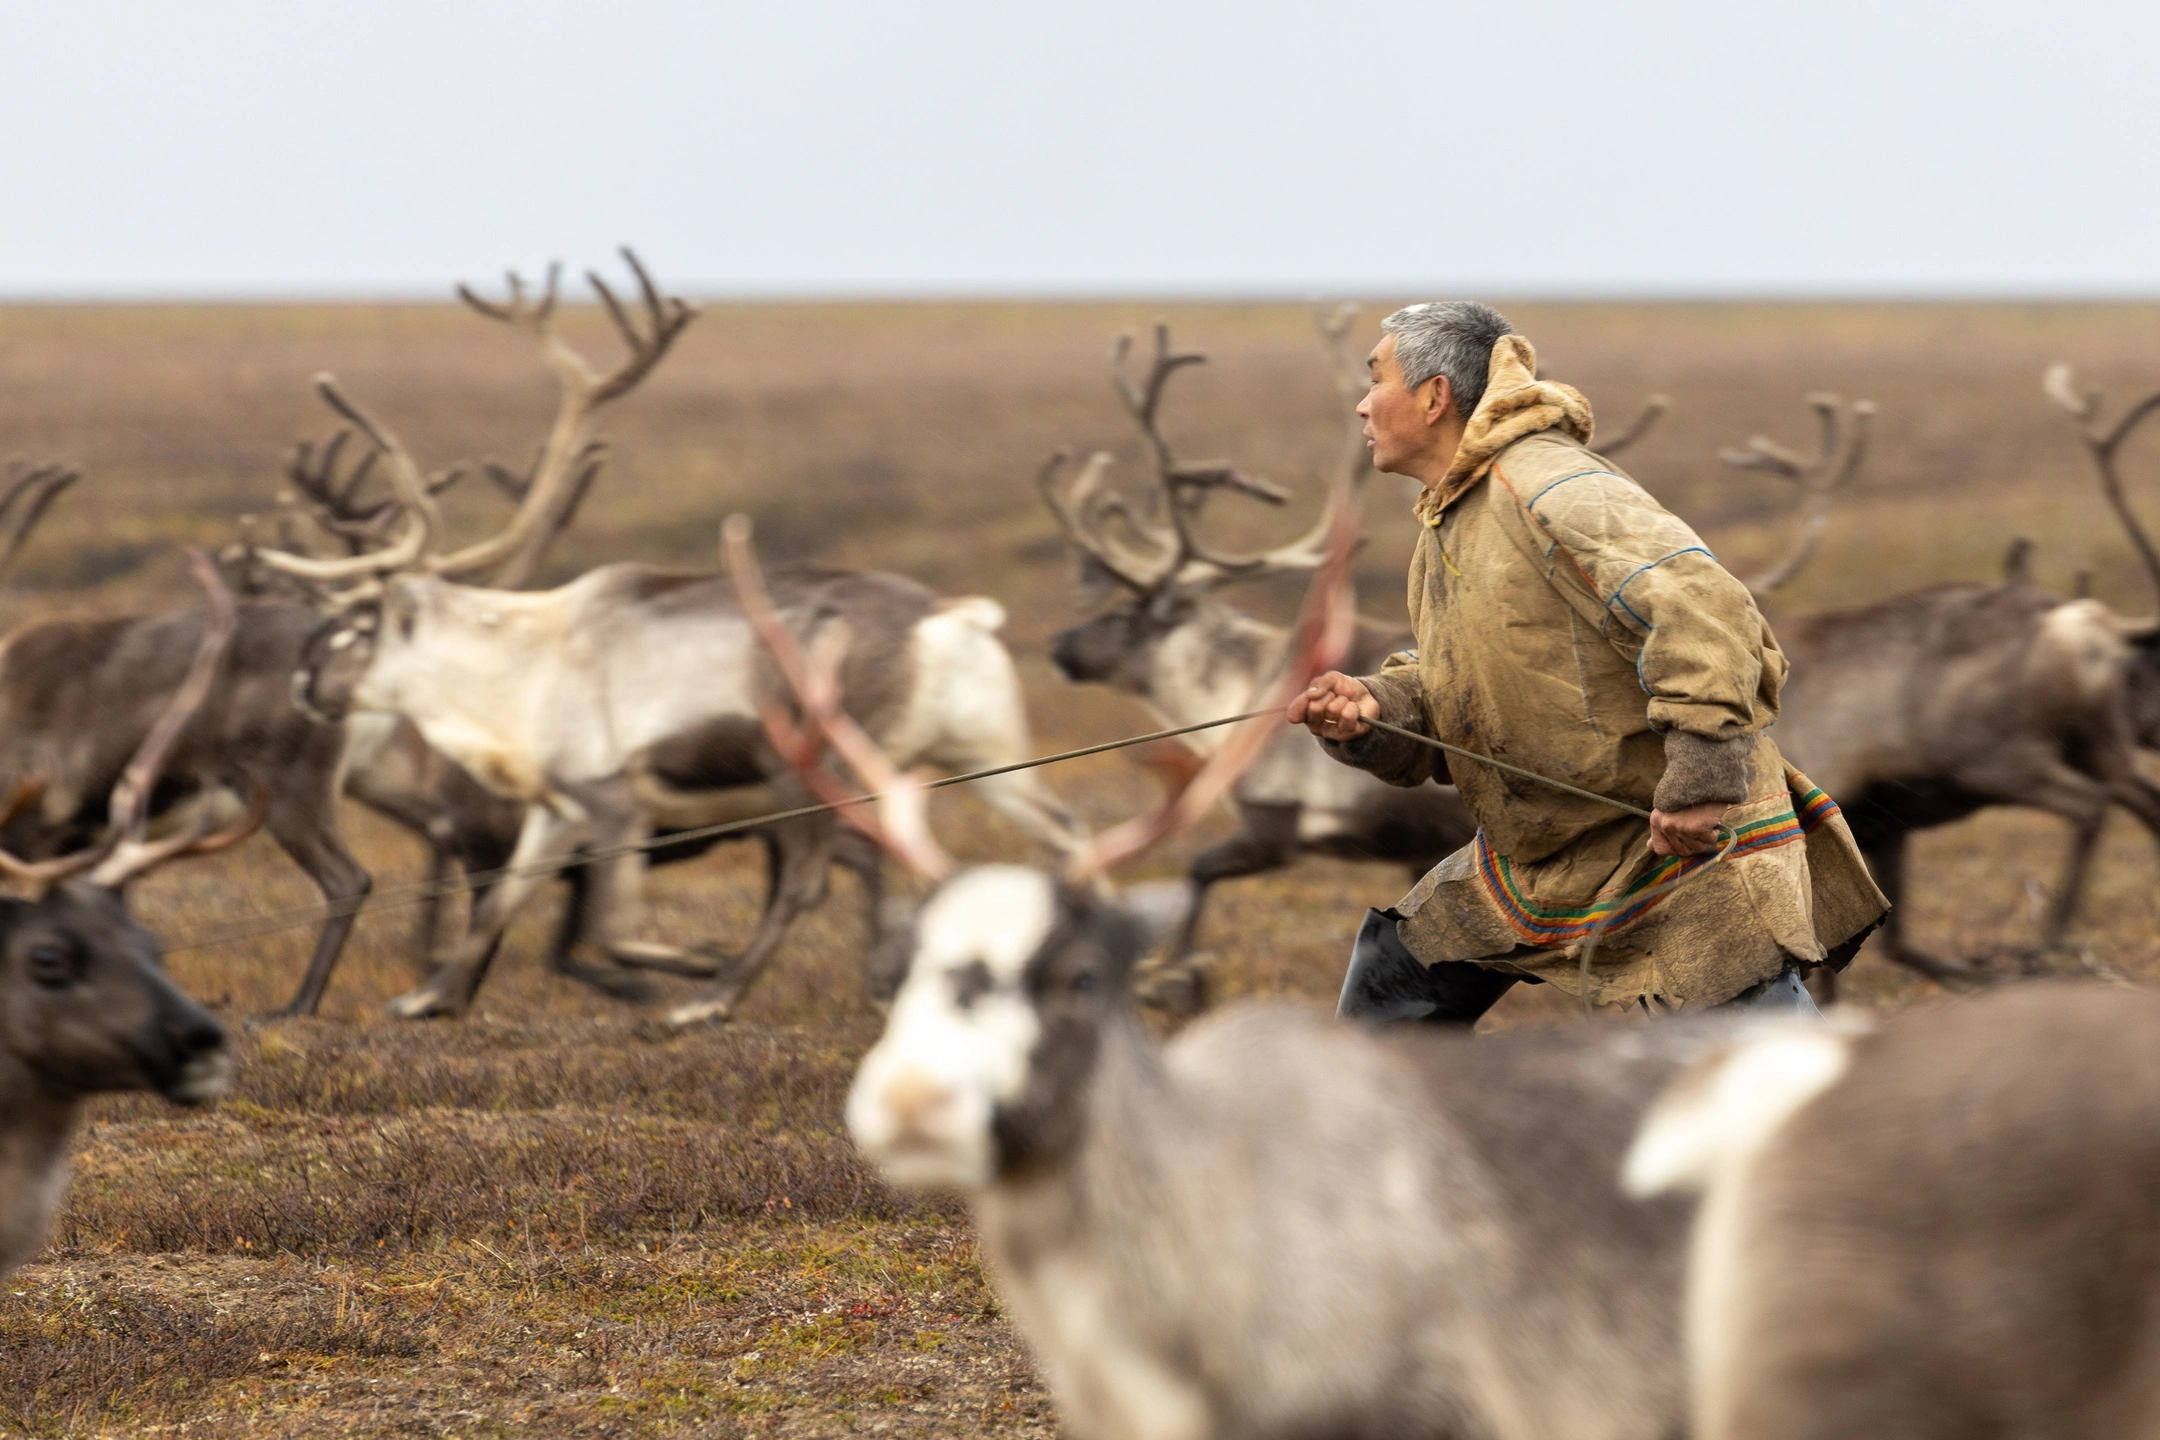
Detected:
left=1629, top=981, right=2160, bottom=1439
left=732, top=507, right=1715, bottom=1440
left=0, top=551, right=257, bottom=1280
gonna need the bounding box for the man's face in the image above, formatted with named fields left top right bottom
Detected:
left=1358, top=333, right=1454, bottom=479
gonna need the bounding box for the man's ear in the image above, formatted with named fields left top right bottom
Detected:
left=1423, top=374, right=1455, bottom=427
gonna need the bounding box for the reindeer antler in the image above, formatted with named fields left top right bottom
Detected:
left=1596, top=395, right=1671, bottom=458
left=723, top=515, right=955, bottom=881
left=1066, top=477, right=1362, bottom=881
left=1720, top=392, right=1876, bottom=596
left=252, top=248, right=693, bottom=590
left=2045, top=363, right=2160, bottom=606
left=0, top=462, right=78, bottom=580
left=0, top=549, right=269, bottom=889
left=1039, top=321, right=1367, bottom=601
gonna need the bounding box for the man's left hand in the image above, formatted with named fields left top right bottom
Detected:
left=1649, top=801, right=1729, bottom=857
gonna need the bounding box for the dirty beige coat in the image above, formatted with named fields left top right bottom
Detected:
left=1327, top=335, right=1886, bottom=1006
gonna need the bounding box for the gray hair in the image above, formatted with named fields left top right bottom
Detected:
left=1381, top=301, right=1514, bottom=420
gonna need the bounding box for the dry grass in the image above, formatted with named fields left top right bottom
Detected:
left=5, top=297, right=2160, bottom=1434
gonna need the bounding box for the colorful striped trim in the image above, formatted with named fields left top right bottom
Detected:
left=1791, top=772, right=1840, bottom=831
left=1477, top=803, right=1810, bottom=946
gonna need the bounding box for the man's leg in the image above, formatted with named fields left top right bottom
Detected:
left=1338, top=908, right=1517, bottom=1025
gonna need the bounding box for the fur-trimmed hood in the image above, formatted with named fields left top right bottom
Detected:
left=1416, top=334, right=1595, bottom=522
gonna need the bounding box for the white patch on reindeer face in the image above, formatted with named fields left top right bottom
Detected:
left=847, top=866, right=1057, bottom=1191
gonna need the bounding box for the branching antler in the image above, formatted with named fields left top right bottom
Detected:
left=1066, top=477, right=1361, bottom=881
left=0, top=462, right=78, bottom=580
left=1038, top=322, right=1366, bottom=601
left=442, top=247, right=693, bottom=585
left=1596, top=395, right=1671, bottom=458
left=2045, top=363, right=2160, bottom=606
left=0, top=549, right=269, bottom=889
left=252, top=247, right=693, bottom=590
left=723, top=515, right=954, bottom=881
left=1720, top=392, right=1876, bottom=596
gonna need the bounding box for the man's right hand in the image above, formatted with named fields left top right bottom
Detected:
left=1288, top=672, right=1379, bottom=741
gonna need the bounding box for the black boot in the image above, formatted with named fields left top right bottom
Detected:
left=1338, top=909, right=1517, bottom=1025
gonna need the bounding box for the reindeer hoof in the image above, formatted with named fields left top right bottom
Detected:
left=385, top=987, right=465, bottom=1020
left=664, top=999, right=735, bottom=1029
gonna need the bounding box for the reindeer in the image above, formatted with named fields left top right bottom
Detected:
left=0, top=552, right=262, bottom=1281
left=1040, top=319, right=1478, bottom=1006
left=252, top=259, right=1086, bottom=1026
left=731, top=508, right=1715, bottom=1440
left=1626, top=981, right=2160, bottom=1439
left=247, top=289, right=890, bottom=996
left=1726, top=389, right=2160, bottom=986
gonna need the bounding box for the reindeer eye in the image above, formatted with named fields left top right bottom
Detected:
left=1071, top=971, right=1096, bottom=993
left=27, top=941, right=76, bottom=989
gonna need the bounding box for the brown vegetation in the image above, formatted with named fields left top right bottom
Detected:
left=3, top=298, right=2160, bottom=1434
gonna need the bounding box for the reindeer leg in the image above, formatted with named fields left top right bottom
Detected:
left=385, top=805, right=572, bottom=1019
left=1130, top=803, right=1301, bottom=1017
left=411, top=841, right=452, bottom=978
left=665, top=816, right=834, bottom=1028
left=1859, top=829, right=1977, bottom=985
left=2034, top=814, right=2107, bottom=971
left=260, top=783, right=373, bottom=1020
left=832, top=828, right=908, bottom=1003
left=539, top=858, right=657, bottom=1002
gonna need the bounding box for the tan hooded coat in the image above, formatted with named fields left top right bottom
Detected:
left=1326, top=335, right=1885, bottom=1006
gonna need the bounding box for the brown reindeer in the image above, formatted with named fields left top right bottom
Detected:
left=1718, top=390, right=2160, bottom=988
left=1, top=552, right=263, bottom=1281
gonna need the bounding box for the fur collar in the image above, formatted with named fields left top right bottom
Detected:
left=1415, top=335, right=1595, bottom=523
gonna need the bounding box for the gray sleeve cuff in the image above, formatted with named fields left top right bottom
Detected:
left=1653, top=730, right=1755, bottom=812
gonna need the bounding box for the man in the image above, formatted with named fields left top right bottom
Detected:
left=1289, top=302, right=1885, bottom=1024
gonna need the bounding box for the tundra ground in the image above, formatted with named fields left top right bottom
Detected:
left=4, top=299, right=2160, bottom=1435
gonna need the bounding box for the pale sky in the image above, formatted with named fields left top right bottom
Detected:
left=4, top=0, right=2156, bottom=298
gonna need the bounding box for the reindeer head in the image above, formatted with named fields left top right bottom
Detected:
left=1042, top=322, right=1365, bottom=701
left=0, top=881, right=230, bottom=1107
left=0, top=549, right=266, bottom=1110
left=248, top=250, right=693, bottom=710
left=722, top=471, right=1358, bottom=1191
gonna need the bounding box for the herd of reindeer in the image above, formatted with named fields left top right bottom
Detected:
left=6, top=252, right=2160, bottom=1437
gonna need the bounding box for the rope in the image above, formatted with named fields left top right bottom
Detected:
left=162, top=702, right=1712, bottom=965
left=161, top=708, right=1275, bottom=954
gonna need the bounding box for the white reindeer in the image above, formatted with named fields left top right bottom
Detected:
left=253, top=254, right=1084, bottom=1024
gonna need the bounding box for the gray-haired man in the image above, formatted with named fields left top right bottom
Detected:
left=1287, top=303, right=1885, bottom=1023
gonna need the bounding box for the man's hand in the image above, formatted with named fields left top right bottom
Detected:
left=1288, top=672, right=1379, bottom=741
left=1649, top=801, right=1730, bottom=857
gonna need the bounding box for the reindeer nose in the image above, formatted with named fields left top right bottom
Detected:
left=880, top=1067, right=955, bottom=1142
left=166, top=1004, right=226, bottom=1059
left=1050, top=629, right=1091, bottom=682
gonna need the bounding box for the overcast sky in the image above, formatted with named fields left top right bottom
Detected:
left=4, top=0, right=2156, bottom=298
